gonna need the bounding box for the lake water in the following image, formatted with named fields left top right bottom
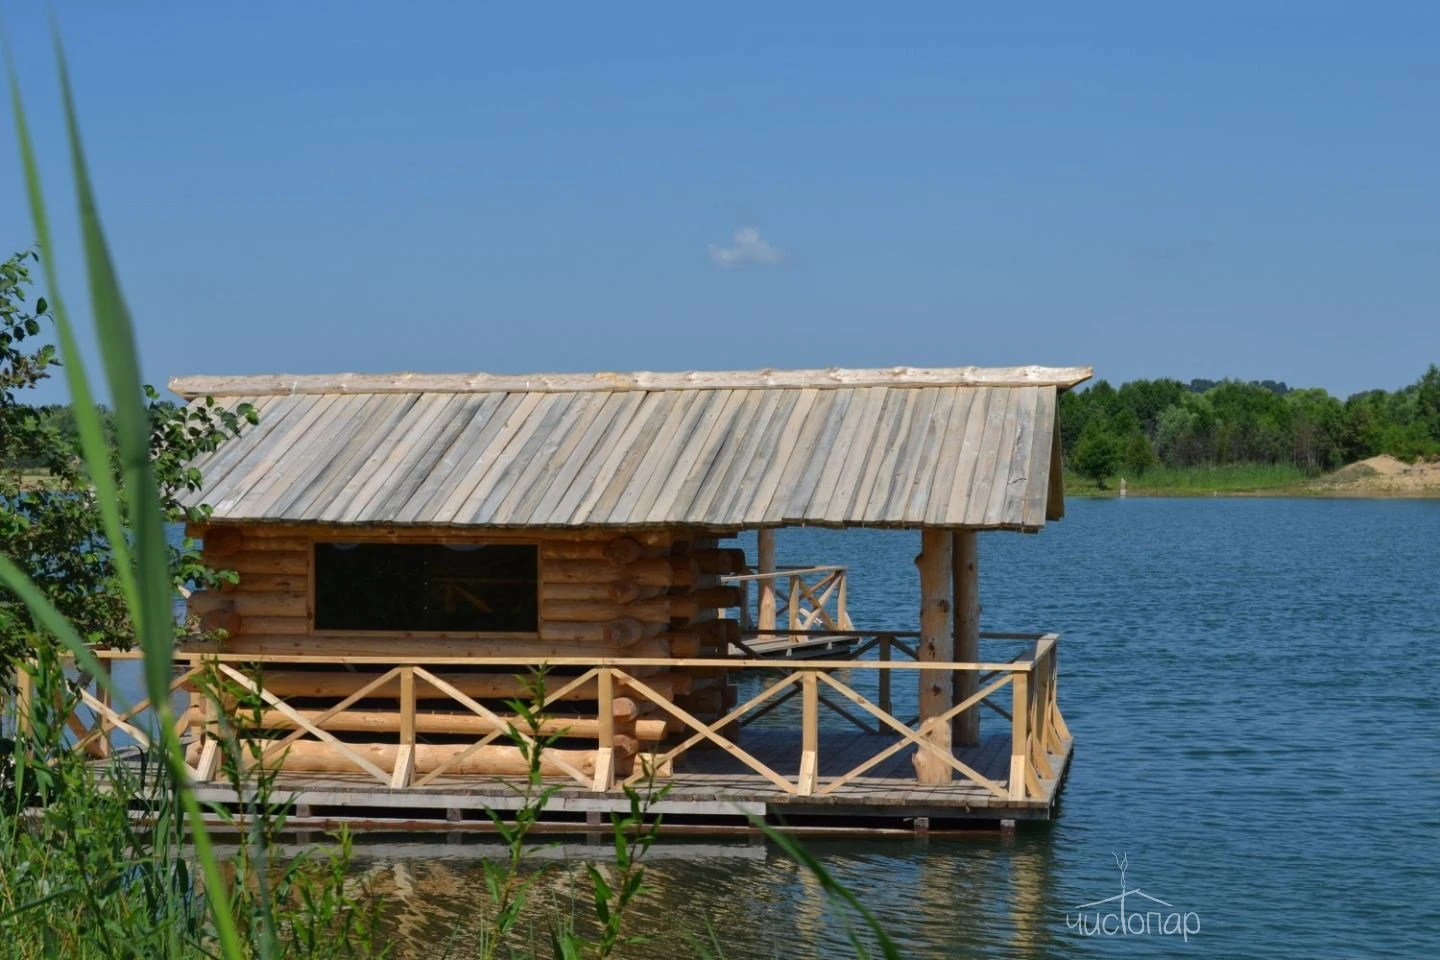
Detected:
left=332, top=498, right=1439, bottom=959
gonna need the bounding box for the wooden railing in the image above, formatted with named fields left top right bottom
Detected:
left=723, top=565, right=855, bottom=634
left=26, top=633, right=1068, bottom=803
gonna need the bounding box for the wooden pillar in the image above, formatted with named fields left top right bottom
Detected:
left=1009, top=671, right=1030, bottom=800
left=912, top=528, right=954, bottom=784
left=952, top=529, right=980, bottom=747
left=391, top=666, right=416, bottom=788
left=798, top=671, right=818, bottom=796
left=592, top=667, right=616, bottom=791
left=757, top=528, right=777, bottom=633
left=878, top=634, right=892, bottom=716
left=13, top=664, right=32, bottom=739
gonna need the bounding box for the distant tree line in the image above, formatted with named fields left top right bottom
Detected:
left=1062, top=365, right=1440, bottom=486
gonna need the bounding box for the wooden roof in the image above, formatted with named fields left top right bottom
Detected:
left=172, top=366, right=1090, bottom=531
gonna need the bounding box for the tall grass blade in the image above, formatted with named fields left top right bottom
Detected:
left=49, top=26, right=174, bottom=703
left=3, top=23, right=248, bottom=960
left=48, top=30, right=248, bottom=957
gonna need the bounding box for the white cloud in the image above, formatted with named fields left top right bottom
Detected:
left=708, top=226, right=786, bottom=268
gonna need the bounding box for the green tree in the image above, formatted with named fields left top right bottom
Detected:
left=1073, top=421, right=1123, bottom=488
left=1121, top=431, right=1155, bottom=476
left=1416, top=364, right=1440, bottom=446
left=0, top=249, right=257, bottom=666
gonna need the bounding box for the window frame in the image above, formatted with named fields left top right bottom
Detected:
left=307, top=535, right=543, bottom=639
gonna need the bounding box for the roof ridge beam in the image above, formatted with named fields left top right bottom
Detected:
left=170, top=366, right=1094, bottom=399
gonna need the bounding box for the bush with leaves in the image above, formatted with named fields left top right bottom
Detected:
left=0, top=248, right=257, bottom=667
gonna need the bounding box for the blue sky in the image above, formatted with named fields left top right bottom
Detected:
left=3, top=1, right=1437, bottom=402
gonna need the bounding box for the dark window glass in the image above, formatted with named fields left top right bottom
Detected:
left=313, top=543, right=538, bottom=633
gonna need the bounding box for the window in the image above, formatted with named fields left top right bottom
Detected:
left=313, top=542, right=538, bottom=633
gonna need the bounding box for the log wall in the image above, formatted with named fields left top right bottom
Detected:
left=183, top=522, right=742, bottom=767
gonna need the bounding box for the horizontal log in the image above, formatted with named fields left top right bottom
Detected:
left=237, top=615, right=310, bottom=637
left=243, top=740, right=610, bottom=778
left=545, top=581, right=670, bottom=604
left=664, top=632, right=701, bottom=658
left=229, top=669, right=690, bottom=704
left=691, top=548, right=747, bottom=576
left=541, top=557, right=698, bottom=589
left=541, top=598, right=675, bottom=624
left=545, top=618, right=664, bottom=646
left=542, top=537, right=644, bottom=565
left=201, top=526, right=243, bottom=558
left=237, top=536, right=311, bottom=553
left=544, top=582, right=610, bottom=603
left=189, top=591, right=306, bottom=618
left=188, top=590, right=229, bottom=616
left=229, top=573, right=307, bottom=594
left=244, top=708, right=662, bottom=743
left=179, top=634, right=675, bottom=661
left=219, top=551, right=307, bottom=576
left=198, top=609, right=241, bottom=638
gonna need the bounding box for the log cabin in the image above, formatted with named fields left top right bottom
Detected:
left=66, top=365, right=1090, bottom=830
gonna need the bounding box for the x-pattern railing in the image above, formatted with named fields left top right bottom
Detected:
left=725, top=564, right=855, bottom=634
left=30, top=633, right=1068, bottom=802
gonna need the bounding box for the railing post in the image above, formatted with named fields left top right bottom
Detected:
left=788, top=574, right=801, bottom=635
left=1009, top=671, right=1029, bottom=801
left=391, top=665, right=416, bottom=788
left=739, top=579, right=752, bottom=632
left=94, top=656, right=112, bottom=759
left=14, top=663, right=32, bottom=739
left=592, top=667, right=616, bottom=791
left=799, top=671, right=818, bottom=796
left=195, top=690, right=220, bottom=782
left=837, top=569, right=853, bottom=630
left=878, top=635, right=892, bottom=716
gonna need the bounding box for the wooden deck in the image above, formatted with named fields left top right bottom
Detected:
left=731, top=634, right=858, bottom=658
left=188, top=728, right=1072, bottom=831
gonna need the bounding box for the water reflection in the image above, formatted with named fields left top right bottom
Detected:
left=344, top=832, right=1064, bottom=959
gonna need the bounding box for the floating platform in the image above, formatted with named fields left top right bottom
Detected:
left=186, top=728, right=1072, bottom=834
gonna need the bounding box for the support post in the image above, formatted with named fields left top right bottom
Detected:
left=592, top=667, right=616, bottom=791
left=1009, top=671, right=1029, bottom=801
left=953, top=529, right=980, bottom=747
left=391, top=666, right=416, bottom=788
left=195, top=659, right=221, bottom=782
left=878, top=634, right=892, bottom=716
left=94, top=657, right=112, bottom=759
left=757, top=528, right=776, bottom=634
left=788, top=575, right=801, bottom=634
left=798, top=671, right=818, bottom=796
left=913, top=528, right=954, bottom=784
left=14, top=663, right=32, bottom=739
